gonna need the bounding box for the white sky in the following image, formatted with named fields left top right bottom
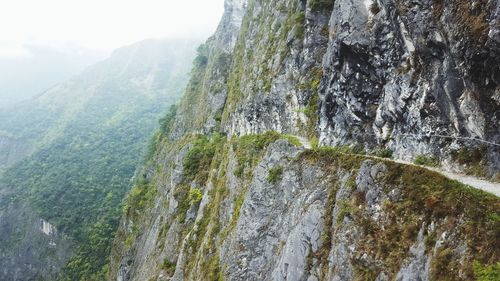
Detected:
left=0, top=0, right=225, bottom=58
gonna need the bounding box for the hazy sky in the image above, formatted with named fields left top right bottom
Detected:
left=0, top=0, right=225, bottom=58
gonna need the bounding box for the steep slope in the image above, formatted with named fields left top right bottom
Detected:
left=0, top=38, right=199, bottom=281
left=112, top=133, right=498, bottom=280
left=110, top=0, right=500, bottom=281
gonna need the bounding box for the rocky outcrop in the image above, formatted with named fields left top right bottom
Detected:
left=110, top=133, right=499, bottom=280
left=110, top=0, right=500, bottom=280
left=216, top=0, right=499, bottom=177
left=0, top=201, right=71, bottom=281
left=318, top=0, right=499, bottom=174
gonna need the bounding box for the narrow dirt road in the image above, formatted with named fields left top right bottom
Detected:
left=293, top=136, right=500, bottom=197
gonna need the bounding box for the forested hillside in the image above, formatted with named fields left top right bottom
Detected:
left=0, top=38, right=199, bottom=280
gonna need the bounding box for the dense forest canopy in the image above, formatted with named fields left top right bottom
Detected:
left=0, top=38, right=199, bottom=280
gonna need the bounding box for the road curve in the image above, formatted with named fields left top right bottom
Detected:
left=292, top=135, right=500, bottom=197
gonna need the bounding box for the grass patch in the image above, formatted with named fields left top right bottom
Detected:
left=336, top=200, right=353, bottom=224
left=382, top=162, right=500, bottom=279
left=292, top=11, right=306, bottom=39
left=232, top=131, right=281, bottom=179
left=413, top=154, right=438, bottom=167
left=189, top=188, right=203, bottom=205
left=123, top=177, right=157, bottom=218
left=298, top=148, right=499, bottom=279
left=283, top=135, right=302, bottom=147
left=373, top=148, right=393, bottom=159
left=309, top=0, right=335, bottom=12
left=267, top=166, right=284, bottom=184
left=183, top=133, right=224, bottom=185
left=450, top=146, right=488, bottom=178
left=473, top=261, right=500, bottom=281
left=160, top=259, right=176, bottom=276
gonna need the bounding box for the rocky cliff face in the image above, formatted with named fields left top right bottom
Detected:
left=110, top=0, right=500, bottom=280
left=318, top=0, right=499, bottom=174
left=0, top=202, right=71, bottom=281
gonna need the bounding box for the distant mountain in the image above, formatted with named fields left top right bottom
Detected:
left=0, top=38, right=200, bottom=280
left=0, top=45, right=106, bottom=108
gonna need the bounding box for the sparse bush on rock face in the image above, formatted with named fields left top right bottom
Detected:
left=413, top=155, right=439, bottom=167
left=189, top=188, right=203, bottom=204
left=370, top=2, right=381, bottom=15
left=267, top=165, right=283, bottom=184
left=473, top=261, right=500, bottom=281
left=309, top=0, right=334, bottom=12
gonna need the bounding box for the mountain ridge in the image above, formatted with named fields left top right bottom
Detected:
left=0, top=38, right=200, bottom=280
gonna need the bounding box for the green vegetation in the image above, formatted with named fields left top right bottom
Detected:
left=413, top=154, right=439, bottom=167
left=322, top=144, right=365, bottom=155
left=336, top=200, right=352, bottom=223
left=381, top=163, right=499, bottom=279
left=160, top=259, right=176, bottom=275
left=473, top=261, right=500, bottom=281
left=267, top=166, right=284, bottom=184
left=450, top=146, right=485, bottom=165
left=430, top=247, right=456, bottom=279
left=450, top=146, right=489, bottom=179
left=189, top=188, right=203, bottom=204
left=173, top=184, right=193, bottom=224
left=311, top=136, right=319, bottom=150
left=233, top=131, right=281, bottom=178
left=353, top=260, right=379, bottom=281
left=159, top=105, right=178, bottom=137
left=0, top=40, right=194, bottom=280
left=232, top=131, right=305, bottom=179
left=176, top=41, right=216, bottom=132
left=297, top=67, right=322, bottom=138
left=373, top=148, right=393, bottom=159
left=171, top=133, right=227, bottom=225
left=2, top=109, right=161, bottom=280
left=283, top=134, right=302, bottom=147
left=181, top=143, right=229, bottom=279
left=309, top=0, right=335, bottom=12
left=123, top=178, right=157, bottom=217
left=317, top=181, right=338, bottom=278
left=298, top=147, right=499, bottom=280
left=194, top=43, right=209, bottom=66
left=292, top=11, right=306, bottom=39
left=183, top=134, right=224, bottom=185
left=303, top=91, right=320, bottom=136
left=228, top=191, right=246, bottom=231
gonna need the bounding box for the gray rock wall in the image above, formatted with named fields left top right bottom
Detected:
left=218, top=0, right=499, bottom=176
left=319, top=0, right=499, bottom=173
left=111, top=134, right=499, bottom=280
left=110, top=0, right=500, bottom=280
left=0, top=202, right=71, bottom=281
